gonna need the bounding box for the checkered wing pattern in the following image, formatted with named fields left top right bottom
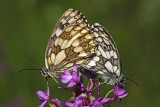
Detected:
left=44, top=9, right=96, bottom=77
left=83, top=23, right=121, bottom=79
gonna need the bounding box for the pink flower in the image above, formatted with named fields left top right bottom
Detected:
left=65, top=96, right=84, bottom=107
left=89, top=84, right=128, bottom=107
left=37, top=85, right=61, bottom=107
left=61, top=65, right=81, bottom=87
left=37, top=85, right=50, bottom=107
left=113, top=84, right=128, bottom=98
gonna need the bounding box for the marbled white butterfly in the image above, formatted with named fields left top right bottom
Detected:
left=41, top=9, right=97, bottom=78
left=42, top=8, right=125, bottom=85
left=82, top=23, right=125, bottom=85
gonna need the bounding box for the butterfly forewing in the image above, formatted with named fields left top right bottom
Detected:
left=45, top=9, right=90, bottom=69
left=44, top=9, right=96, bottom=77
left=83, top=23, right=121, bottom=78
left=50, top=8, right=89, bottom=38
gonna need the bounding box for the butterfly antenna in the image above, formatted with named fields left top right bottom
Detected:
left=19, top=68, right=42, bottom=72
left=126, top=77, right=141, bottom=87
left=19, top=57, right=36, bottom=66
left=125, top=71, right=147, bottom=78
left=19, top=57, right=41, bottom=69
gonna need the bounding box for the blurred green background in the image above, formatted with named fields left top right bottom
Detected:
left=0, top=0, right=160, bottom=107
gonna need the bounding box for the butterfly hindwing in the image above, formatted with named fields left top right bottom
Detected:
left=83, top=23, right=121, bottom=78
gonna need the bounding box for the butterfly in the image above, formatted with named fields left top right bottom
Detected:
left=41, top=8, right=125, bottom=85
left=41, top=9, right=97, bottom=78
left=82, top=23, right=125, bottom=85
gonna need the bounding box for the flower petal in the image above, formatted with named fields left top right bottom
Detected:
left=37, top=91, right=49, bottom=101
left=64, top=70, right=71, bottom=75
left=97, top=98, right=103, bottom=102
left=65, top=102, right=74, bottom=107
left=114, top=84, right=127, bottom=97
left=67, top=82, right=76, bottom=87
left=46, top=85, right=49, bottom=96
left=71, top=72, right=79, bottom=83
left=116, top=89, right=125, bottom=96
left=39, top=101, right=47, bottom=107
left=55, top=98, right=65, bottom=104
left=73, top=65, right=77, bottom=72
left=101, top=98, right=114, bottom=104
left=90, top=99, right=103, bottom=107
left=61, top=71, right=72, bottom=83
left=75, top=100, right=83, bottom=107
left=76, top=96, right=83, bottom=101
left=114, top=84, right=118, bottom=90
left=118, top=93, right=128, bottom=98
left=78, top=72, right=81, bottom=81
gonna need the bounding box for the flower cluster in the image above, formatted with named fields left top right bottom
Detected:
left=37, top=66, right=128, bottom=107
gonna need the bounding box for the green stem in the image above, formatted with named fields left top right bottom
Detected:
left=104, top=89, right=114, bottom=99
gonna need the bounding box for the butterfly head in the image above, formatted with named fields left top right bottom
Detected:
left=119, top=75, right=127, bottom=85
left=41, top=67, right=49, bottom=77
left=101, top=74, right=127, bottom=85
left=41, top=67, right=59, bottom=78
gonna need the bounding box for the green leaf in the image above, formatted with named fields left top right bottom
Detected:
left=48, top=102, right=56, bottom=107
